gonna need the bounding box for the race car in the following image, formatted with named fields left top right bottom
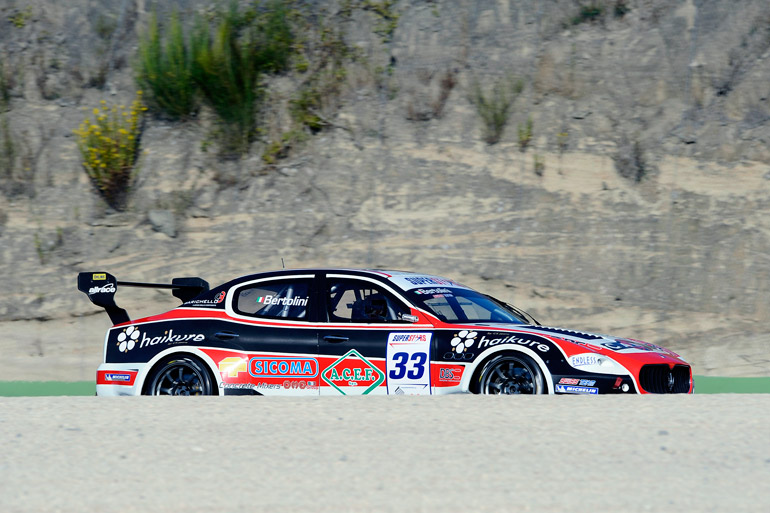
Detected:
left=77, top=268, right=693, bottom=396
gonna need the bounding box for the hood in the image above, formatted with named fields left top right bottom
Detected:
left=470, top=324, right=682, bottom=359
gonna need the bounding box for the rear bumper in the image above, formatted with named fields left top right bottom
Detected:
left=96, top=363, right=144, bottom=396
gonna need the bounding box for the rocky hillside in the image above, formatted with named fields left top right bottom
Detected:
left=1, top=0, right=769, bottom=380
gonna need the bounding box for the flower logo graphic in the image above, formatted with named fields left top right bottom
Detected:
left=450, top=330, right=477, bottom=353
left=117, top=326, right=140, bottom=353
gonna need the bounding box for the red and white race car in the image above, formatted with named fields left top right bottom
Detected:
left=78, top=268, right=693, bottom=396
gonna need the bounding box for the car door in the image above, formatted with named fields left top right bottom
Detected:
left=318, top=274, right=433, bottom=396
left=213, top=274, right=321, bottom=395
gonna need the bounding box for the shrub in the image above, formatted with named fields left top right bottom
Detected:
left=517, top=116, right=533, bottom=152
left=468, top=75, right=523, bottom=145
left=190, top=1, right=294, bottom=156
left=572, top=4, right=605, bottom=25
left=0, top=114, right=16, bottom=184
left=74, top=94, right=146, bottom=209
left=0, top=58, right=10, bottom=107
left=136, top=10, right=197, bottom=120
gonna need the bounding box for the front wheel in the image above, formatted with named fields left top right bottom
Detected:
left=144, top=356, right=215, bottom=396
left=477, top=353, right=545, bottom=395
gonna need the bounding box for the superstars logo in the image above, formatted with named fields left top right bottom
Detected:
left=450, top=330, right=477, bottom=353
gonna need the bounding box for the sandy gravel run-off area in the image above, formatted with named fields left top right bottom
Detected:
left=0, top=395, right=768, bottom=512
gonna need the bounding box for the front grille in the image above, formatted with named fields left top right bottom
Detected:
left=639, top=364, right=691, bottom=394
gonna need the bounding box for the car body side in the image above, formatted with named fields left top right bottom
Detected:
left=94, top=269, right=693, bottom=396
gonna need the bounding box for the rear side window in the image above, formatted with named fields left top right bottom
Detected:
left=326, top=278, right=409, bottom=323
left=234, top=279, right=312, bottom=320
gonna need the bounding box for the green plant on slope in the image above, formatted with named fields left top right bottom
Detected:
left=136, top=10, right=197, bottom=120
left=468, top=75, right=524, bottom=145
left=518, top=116, right=533, bottom=152
left=190, top=1, right=294, bottom=156
left=73, top=94, right=146, bottom=209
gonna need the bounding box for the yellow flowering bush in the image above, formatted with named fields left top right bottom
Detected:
left=74, top=93, right=146, bottom=209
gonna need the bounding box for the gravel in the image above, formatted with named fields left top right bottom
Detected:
left=1, top=395, right=769, bottom=512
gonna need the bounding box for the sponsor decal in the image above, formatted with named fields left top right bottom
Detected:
left=389, top=333, right=430, bottom=343
left=450, top=330, right=477, bottom=354
left=392, top=385, right=429, bottom=395
left=218, top=357, right=247, bottom=378
left=556, top=384, right=599, bottom=395
left=96, top=370, right=137, bottom=386
left=477, top=333, right=550, bottom=353
left=115, top=326, right=205, bottom=353
left=220, top=382, right=280, bottom=390
left=89, top=283, right=116, bottom=294
left=249, top=357, right=318, bottom=378
left=531, top=326, right=603, bottom=340
left=92, top=273, right=107, bottom=281
left=570, top=354, right=600, bottom=367
left=443, top=352, right=474, bottom=360
left=559, top=378, right=596, bottom=386
left=282, top=380, right=318, bottom=390
left=105, top=373, right=131, bottom=382
left=184, top=291, right=226, bottom=307
left=322, top=349, right=385, bottom=395
left=220, top=383, right=256, bottom=390
left=403, top=276, right=461, bottom=287
left=387, top=332, right=431, bottom=396
left=117, top=326, right=140, bottom=353
left=601, top=338, right=673, bottom=354
left=438, top=367, right=462, bottom=382
left=256, top=295, right=308, bottom=307
left=414, top=288, right=453, bottom=295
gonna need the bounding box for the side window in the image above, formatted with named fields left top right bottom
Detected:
left=234, top=279, right=311, bottom=320
left=326, top=279, right=409, bottom=323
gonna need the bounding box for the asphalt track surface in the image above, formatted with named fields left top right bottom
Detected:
left=1, top=396, right=768, bottom=512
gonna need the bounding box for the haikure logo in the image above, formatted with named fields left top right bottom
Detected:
left=115, top=326, right=205, bottom=353
left=450, top=330, right=477, bottom=353
left=117, top=326, right=141, bottom=353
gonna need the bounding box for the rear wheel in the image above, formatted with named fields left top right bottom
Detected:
left=144, top=356, right=215, bottom=396
left=477, top=353, right=544, bottom=395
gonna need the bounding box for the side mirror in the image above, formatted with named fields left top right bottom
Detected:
left=399, top=313, right=419, bottom=323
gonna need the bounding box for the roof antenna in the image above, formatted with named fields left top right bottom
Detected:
left=281, top=257, right=285, bottom=269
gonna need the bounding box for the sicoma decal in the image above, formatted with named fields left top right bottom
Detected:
left=322, top=349, right=384, bottom=395
left=218, top=356, right=318, bottom=379
left=249, top=357, right=318, bottom=378
left=115, top=326, right=204, bottom=353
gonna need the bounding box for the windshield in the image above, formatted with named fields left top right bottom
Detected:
left=405, top=287, right=531, bottom=324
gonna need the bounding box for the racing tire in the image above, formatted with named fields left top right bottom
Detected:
left=144, top=355, right=216, bottom=396
left=476, top=353, right=545, bottom=395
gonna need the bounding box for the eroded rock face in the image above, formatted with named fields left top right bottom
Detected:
left=0, top=0, right=769, bottom=378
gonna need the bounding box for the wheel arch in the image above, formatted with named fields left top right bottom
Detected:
left=463, top=345, right=554, bottom=394
left=138, top=346, right=223, bottom=395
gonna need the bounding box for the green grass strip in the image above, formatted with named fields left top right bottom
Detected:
left=693, top=375, right=770, bottom=394
left=0, top=376, right=767, bottom=396
left=0, top=381, right=95, bottom=397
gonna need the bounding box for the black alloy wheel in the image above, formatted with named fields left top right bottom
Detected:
left=145, top=356, right=215, bottom=396
left=478, top=354, right=544, bottom=395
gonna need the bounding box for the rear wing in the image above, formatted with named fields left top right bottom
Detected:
left=77, top=272, right=209, bottom=325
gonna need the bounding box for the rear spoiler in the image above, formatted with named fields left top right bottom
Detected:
left=77, top=272, right=209, bottom=325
